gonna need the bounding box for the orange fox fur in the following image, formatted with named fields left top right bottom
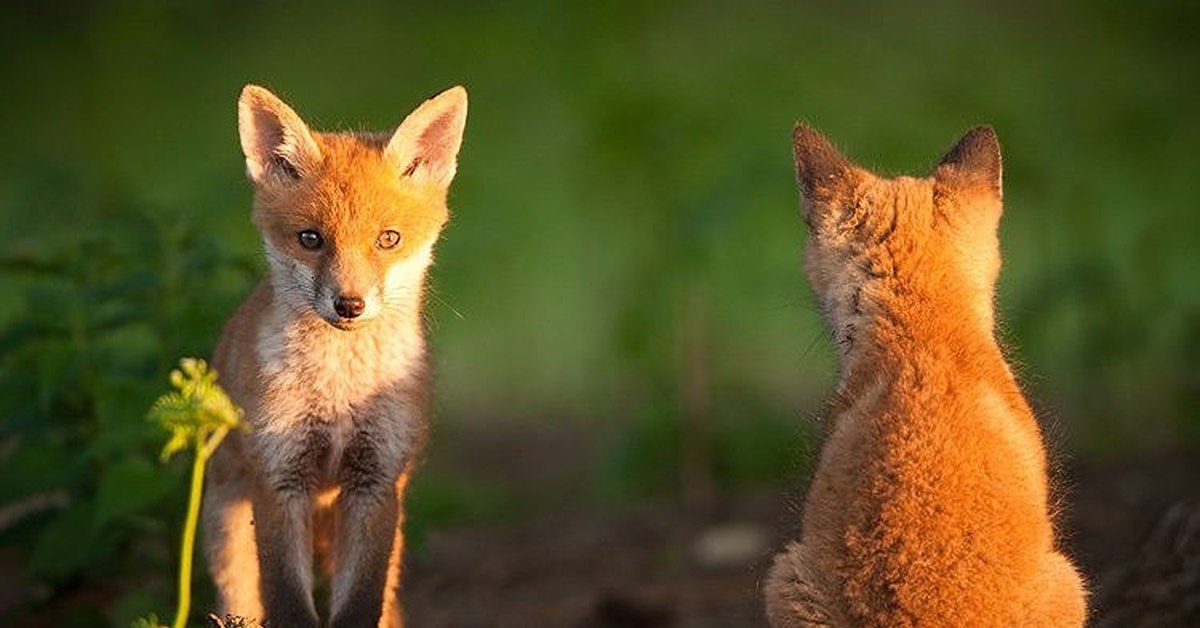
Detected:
left=764, top=125, right=1087, bottom=627
left=202, top=84, right=466, bottom=628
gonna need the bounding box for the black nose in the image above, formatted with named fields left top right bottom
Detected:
left=333, top=295, right=365, bottom=319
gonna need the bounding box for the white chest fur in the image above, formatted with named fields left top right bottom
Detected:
left=255, top=311, right=424, bottom=422
left=249, top=306, right=426, bottom=490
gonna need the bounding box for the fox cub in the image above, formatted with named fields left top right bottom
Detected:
left=202, top=85, right=467, bottom=628
left=764, top=126, right=1086, bottom=627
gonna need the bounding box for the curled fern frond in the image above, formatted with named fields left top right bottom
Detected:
left=147, top=358, right=244, bottom=462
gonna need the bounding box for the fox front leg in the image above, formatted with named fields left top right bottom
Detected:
left=254, top=428, right=327, bottom=628
left=377, top=472, right=410, bottom=628
left=329, top=431, right=407, bottom=628
left=201, top=442, right=264, bottom=620
left=254, top=487, right=319, bottom=628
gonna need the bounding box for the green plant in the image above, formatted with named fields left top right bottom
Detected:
left=0, top=211, right=256, bottom=625
left=143, top=359, right=243, bottom=628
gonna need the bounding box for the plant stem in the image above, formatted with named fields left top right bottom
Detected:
left=171, top=426, right=230, bottom=628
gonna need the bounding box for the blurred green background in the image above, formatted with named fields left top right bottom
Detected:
left=1, top=0, right=1197, bottom=625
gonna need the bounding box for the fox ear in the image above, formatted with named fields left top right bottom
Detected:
left=385, top=86, right=468, bottom=187
left=238, top=85, right=322, bottom=185
left=792, top=123, right=859, bottom=216
left=931, top=126, right=1002, bottom=198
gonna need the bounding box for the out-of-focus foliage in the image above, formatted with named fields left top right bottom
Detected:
left=1, top=0, right=1197, bottom=624
left=0, top=212, right=247, bottom=626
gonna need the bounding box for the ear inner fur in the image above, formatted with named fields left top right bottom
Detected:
left=384, top=86, right=468, bottom=186
left=238, top=85, right=324, bottom=184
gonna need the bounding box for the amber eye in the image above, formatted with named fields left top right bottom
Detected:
left=377, top=230, right=401, bottom=250
left=298, top=230, right=323, bottom=250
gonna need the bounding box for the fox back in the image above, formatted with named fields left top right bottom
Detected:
left=765, top=126, right=1086, bottom=627
left=203, top=85, right=467, bottom=628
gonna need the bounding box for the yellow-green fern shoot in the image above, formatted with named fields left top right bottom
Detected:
left=145, top=358, right=244, bottom=628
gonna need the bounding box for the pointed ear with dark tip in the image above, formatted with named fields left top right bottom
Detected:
left=931, top=126, right=1002, bottom=198
left=792, top=123, right=856, bottom=205
left=238, top=85, right=323, bottom=185
left=385, top=86, right=468, bottom=187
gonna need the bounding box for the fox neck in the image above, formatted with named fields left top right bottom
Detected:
left=833, top=286, right=1009, bottom=404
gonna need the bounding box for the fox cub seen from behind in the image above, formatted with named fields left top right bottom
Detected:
left=765, top=126, right=1086, bottom=627
left=203, top=85, right=467, bottom=628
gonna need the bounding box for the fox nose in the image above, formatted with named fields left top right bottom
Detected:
left=333, top=295, right=366, bottom=319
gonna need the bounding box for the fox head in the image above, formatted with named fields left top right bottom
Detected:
left=792, top=125, right=1004, bottom=361
left=237, top=85, right=467, bottom=330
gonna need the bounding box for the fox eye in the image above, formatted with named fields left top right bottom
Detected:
left=298, top=230, right=323, bottom=250
left=376, top=230, right=401, bottom=250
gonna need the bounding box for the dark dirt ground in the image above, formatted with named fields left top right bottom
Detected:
left=402, top=422, right=1200, bottom=628
left=7, top=423, right=1198, bottom=627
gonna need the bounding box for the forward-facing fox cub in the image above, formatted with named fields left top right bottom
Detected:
left=765, top=126, right=1086, bottom=627
left=202, top=85, right=467, bottom=628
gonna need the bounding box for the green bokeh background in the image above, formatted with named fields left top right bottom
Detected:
left=1, top=1, right=1197, bottom=625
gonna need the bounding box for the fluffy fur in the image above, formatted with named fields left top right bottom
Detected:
left=764, top=125, right=1087, bottom=627
left=202, top=84, right=466, bottom=628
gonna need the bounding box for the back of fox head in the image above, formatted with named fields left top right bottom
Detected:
left=237, top=85, right=467, bottom=328
left=791, top=125, right=1004, bottom=355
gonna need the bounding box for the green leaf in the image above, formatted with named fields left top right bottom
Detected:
left=0, top=439, right=76, bottom=503
left=159, top=431, right=189, bottom=463
left=89, top=378, right=161, bottom=459
left=94, top=458, right=177, bottom=530
left=30, top=503, right=96, bottom=579
left=111, top=590, right=169, bottom=628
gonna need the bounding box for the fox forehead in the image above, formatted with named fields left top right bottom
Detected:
left=252, top=133, right=449, bottom=254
